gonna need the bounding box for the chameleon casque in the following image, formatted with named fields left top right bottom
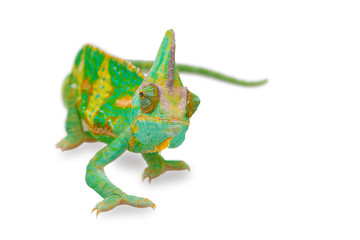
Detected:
left=57, top=29, right=266, bottom=216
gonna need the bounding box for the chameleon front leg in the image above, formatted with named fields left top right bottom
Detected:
left=142, top=152, right=190, bottom=183
left=86, top=134, right=155, bottom=216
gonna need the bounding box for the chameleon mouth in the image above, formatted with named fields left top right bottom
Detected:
left=136, top=115, right=189, bottom=125
left=132, top=115, right=189, bottom=146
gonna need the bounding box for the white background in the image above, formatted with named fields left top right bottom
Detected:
left=1, top=0, right=360, bottom=239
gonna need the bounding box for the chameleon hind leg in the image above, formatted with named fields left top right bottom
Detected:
left=86, top=134, right=155, bottom=216
left=57, top=74, right=96, bottom=151
left=56, top=105, right=95, bottom=151
left=142, top=152, right=190, bottom=183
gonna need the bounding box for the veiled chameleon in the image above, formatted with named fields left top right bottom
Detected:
left=57, top=29, right=266, bottom=216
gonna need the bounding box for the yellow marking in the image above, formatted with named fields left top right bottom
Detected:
left=150, top=137, right=173, bottom=153
left=137, top=115, right=189, bottom=125
left=115, top=95, right=133, bottom=108
left=131, top=124, right=139, bottom=133
left=136, top=67, right=143, bottom=77
left=85, top=44, right=145, bottom=78
left=86, top=55, right=114, bottom=123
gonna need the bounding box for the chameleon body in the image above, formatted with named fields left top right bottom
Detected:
left=57, top=29, right=266, bottom=216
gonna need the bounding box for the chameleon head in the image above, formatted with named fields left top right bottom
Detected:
left=131, top=29, right=200, bottom=150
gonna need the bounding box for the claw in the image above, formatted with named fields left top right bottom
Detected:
left=142, top=170, right=153, bottom=183
left=142, top=174, right=150, bottom=183
left=91, top=208, right=100, bottom=218
left=151, top=203, right=156, bottom=210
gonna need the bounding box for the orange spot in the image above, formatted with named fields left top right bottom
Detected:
left=128, top=136, right=137, bottom=150
left=154, top=137, right=173, bottom=153
left=82, top=78, right=90, bottom=90
left=115, top=95, right=133, bottom=108
left=131, top=124, right=139, bottom=133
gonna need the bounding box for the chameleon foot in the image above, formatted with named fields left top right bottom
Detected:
left=56, top=133, right=95, bottom=151
left=91, top=194, right=155, bottom=217
left=142, top=160, right=190, bottom=183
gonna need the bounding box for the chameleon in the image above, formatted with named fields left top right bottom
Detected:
left=57, top=29, right=267, bottom=216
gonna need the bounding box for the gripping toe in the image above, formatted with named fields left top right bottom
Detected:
left=91, top=194, right=155, bottom=217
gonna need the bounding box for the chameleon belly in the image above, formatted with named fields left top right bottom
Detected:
left=69, top=44, right=145, bottom=143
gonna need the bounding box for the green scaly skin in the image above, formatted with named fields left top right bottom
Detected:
left=57, top=29, right=267, bottom=216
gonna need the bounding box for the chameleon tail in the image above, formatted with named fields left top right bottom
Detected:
left=129, top=60, right=267, bottom=87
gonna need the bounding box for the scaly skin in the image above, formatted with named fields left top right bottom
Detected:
left=142, top=152, right=190, bottom=183
left=57, top=29, right=266, bottom=216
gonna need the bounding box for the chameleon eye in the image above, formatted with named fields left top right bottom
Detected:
left=186, top=90, right=200, bottom=118
left=139, top=85, right=159, bottom=113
